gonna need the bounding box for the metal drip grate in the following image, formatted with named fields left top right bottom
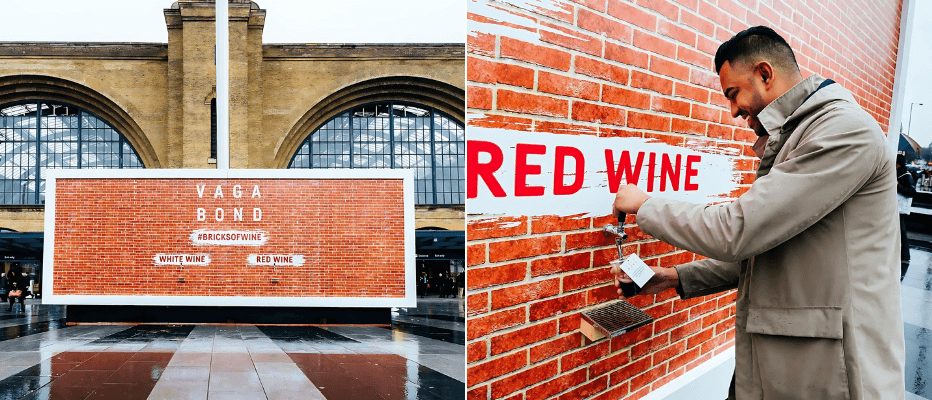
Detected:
left=580, top=300, right=654, bottom=341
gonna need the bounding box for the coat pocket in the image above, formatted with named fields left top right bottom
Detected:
left=746, top=306, right=843, bottom=339
left=746, top=307, right=849, bottom=400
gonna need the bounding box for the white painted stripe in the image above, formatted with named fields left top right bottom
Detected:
left=909, top=206, right=932, bottom=215
left=467, top=127, right=742, bottom=219
left=905, top=390, right=929, bottom=400
left=247, top=254, right=306, bottom=266
left=640, top=347, right=735, bottom=400
left=189, top=230, right=269, bottom=246
left=153, top=254, right=211, bottom=266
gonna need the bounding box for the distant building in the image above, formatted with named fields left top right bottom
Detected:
left=0, top=0, right=465, bottom=294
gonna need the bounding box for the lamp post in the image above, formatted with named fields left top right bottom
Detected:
left=216, top=0, right=228, bottom=170
left=908, top=102, right=923, bottom=139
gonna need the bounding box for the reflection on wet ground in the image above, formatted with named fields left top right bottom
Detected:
left=289, top=353, right=461, bottom=400
left=903, top=245, right=932, bottom=400
left=0, top=321, right=68, bottom=344
left=383, top=321, right=465, bottom=346
left=0, top=298, right=464, bottom=399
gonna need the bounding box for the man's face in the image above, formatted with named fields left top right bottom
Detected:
left=719, top=61, right=771, bottom=137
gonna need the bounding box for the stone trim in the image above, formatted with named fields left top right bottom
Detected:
left=263, top=44, right=465, bottom=61
left=0, top=43, right=168, bottom=60
left=0, top=206, right=44, bottom=212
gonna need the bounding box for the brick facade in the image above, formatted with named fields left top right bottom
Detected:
left=51, top=178, right=405, bottom=299
left=466, top=0, right=903, bottom=399
left=0, top=1, right=465, bottom=233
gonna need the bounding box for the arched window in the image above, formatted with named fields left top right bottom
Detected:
left=0, top=101, right=145, bottom=205
left=288, top=102, right=465, bottom=205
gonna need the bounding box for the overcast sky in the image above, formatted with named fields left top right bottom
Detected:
left=0, top=0, right=464, bottom=43
left=900, top=0, right=932, bottom=148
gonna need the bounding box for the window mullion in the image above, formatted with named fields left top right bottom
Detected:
left=119, top=134, right=124, bottom=168
left=349, top=112, right=354, bottom=169
left=390, top=103, right=395, bottom=169
left=35, top=101, right=41, bottom=205
left=77, top=110, right=83, bottom=169
left=429, top=108, right=438, bottom=205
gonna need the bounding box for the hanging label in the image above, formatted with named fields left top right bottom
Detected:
left=617, top=254, right=655, bottom=288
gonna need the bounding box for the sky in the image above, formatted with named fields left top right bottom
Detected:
left=900, top=0, right=932, bottom=148
left=0, top=0, right=465, bottom=43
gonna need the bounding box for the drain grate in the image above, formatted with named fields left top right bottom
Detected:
left=580, top=300, right=654, bottom=341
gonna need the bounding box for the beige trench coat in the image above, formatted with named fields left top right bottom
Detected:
left=637, top=74, right=906, bottom=399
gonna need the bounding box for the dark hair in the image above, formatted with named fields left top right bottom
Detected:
left=897, top=154, right=906, bottom=166
left=715, top=26, right=799, bottom=74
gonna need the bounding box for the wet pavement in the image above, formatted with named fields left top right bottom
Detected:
left=902, top=239, right=932, bottom=400
left=0, top=298, right=464, bottom=399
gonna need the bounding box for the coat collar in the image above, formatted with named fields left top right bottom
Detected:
left=753, top=74, right=831, bottom=177
left=756, top=74, right=825, bottom=137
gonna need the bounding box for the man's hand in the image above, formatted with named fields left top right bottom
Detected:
left=613, top=265, right=680, bottom=297
left=613, top=184, right=650, bottom=219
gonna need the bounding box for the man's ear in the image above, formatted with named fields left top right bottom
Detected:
left=757, top=62, right=774, bottom=86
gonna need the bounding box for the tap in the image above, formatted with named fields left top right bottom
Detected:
left=602, top=223, right=626, bottom=241
left=604, top=211, right=641, bottom=297
left=602, top=212, right=627, bottom=256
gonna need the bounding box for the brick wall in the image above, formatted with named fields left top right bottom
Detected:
left=465, top=0, right=903, bottom=399
left=52, top=179, right=405, bottom=298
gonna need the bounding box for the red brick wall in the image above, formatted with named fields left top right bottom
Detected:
left=52, top=179, right=405, bottom=298
left=465, top=0, right=903, bottom=399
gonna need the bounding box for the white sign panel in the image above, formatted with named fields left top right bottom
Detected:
left=153, top=254, right=212, bottom=266
left=189, top=230, right=270, bottom=246
left=248, top=254, right=307, bottom=266
left=467, top=127, right=743, bottom=218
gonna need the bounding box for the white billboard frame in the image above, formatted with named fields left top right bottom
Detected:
left=42, top=168, right=415, bottom=308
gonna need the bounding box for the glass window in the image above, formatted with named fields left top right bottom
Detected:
left=288, top=102, right=464, bottom=205
left=0, top=101, right=145, bottom=205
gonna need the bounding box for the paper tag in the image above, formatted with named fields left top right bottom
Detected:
left=619, top=254, right=655, bottom=288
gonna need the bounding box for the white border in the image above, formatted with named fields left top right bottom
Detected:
left=43, top=168, right=416, bottom=308
left=887, top=0, right=917, bottom=151
left=640, top=346, right=735, bottom=400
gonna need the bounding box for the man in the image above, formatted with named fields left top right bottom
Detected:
left=417, top=271, right=428, bottom=298
left=5, top=269, right=27, bottom=313
left=612, top=26, right=905, bottom=399
left=436, top=272, right=446, bottom=298
left=0, top=273, right=6, bottom=302
left=896, top=153, right=916, bottom=280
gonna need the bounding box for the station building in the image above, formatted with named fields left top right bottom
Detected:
left=0, top=0, right=466, bottom=298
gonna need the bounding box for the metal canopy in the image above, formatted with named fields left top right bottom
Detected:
left=0, top=232, right=43, bottom=261
left=414, top=230, right=464, bottom=260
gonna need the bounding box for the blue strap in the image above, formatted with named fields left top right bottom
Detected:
left=801, top=78, right=835, bottom=105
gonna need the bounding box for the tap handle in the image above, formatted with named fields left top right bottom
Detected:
left=614, top=211, right=641, bottom=297
left=615, top=211, right=627, bottom=241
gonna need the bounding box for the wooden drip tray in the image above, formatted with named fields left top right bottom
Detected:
left=580, top=300, right=654, bottom=341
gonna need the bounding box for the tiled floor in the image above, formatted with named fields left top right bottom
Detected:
left=0, top=298, right=465, bottom=400
left=901, top=243, right=932, bottom=400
